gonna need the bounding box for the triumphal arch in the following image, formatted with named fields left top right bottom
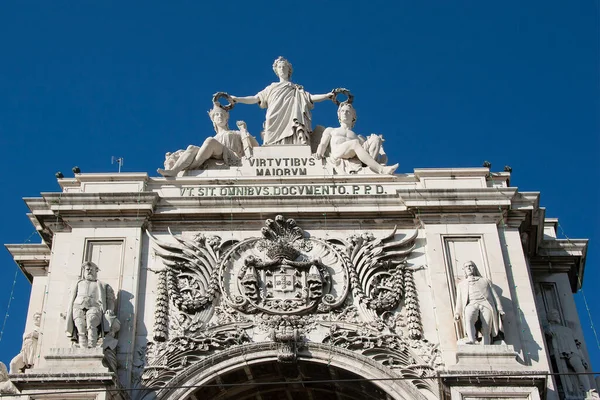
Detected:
left=3, top=57, right=594, bottom=400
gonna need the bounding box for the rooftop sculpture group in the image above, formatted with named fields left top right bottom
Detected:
left=158, top=56, right=397, bottom=176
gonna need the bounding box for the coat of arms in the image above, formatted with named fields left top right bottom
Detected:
left=221, top=215, right=347, bottom=314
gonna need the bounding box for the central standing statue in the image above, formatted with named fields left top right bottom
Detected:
left=231, top=57, right=335, bottom=146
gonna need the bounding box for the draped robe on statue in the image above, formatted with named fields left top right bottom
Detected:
left=257, top=81, right=314, bottom=145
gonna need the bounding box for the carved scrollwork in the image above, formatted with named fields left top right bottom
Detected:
left=142, top=217, right=438, bottom=394
left=142, top=327, right=252, bottom=388
left=323, top=324, right=441, bottom=393
left=259, top=314, right=314, bottom=363
left=219, top=216, right=348, bottom=315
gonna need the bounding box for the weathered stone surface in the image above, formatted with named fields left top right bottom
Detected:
left=2, top=61, right=592, bottom=399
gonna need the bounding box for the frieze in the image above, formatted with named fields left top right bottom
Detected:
left=177, top=184, right=387, bottom=197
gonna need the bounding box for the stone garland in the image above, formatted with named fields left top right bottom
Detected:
left=153, top=270, right=169, bottom=342
left=404, top=268, right=422, bottom=340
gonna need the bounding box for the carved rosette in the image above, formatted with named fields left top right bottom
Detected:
left=219, top=215, right=349, bottom=315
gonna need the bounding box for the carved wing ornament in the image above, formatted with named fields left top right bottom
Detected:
left=142, top=216, right=440, bottom=393
left=327, top=229, right=421, bottom=330
left=149, top=229, right=229, bottom=313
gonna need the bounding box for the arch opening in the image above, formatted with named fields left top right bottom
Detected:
left=183, top=360, right=394, bottom=400
left=154, top=343, right=431, bottom=400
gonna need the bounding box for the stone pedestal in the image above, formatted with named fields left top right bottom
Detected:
left=452, top=344, right=521, bottom=371
left=8, top=348, right=122, bottom=400
left=44, top=347, right=109, bottom=372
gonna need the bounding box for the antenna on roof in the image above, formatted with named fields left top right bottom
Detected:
left=111, top=156, right=124, bottom=173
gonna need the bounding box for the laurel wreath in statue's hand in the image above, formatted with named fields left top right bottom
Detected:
left=212, top=92, right=235, bottom=111
left=331, top=88, right=354, bottom=105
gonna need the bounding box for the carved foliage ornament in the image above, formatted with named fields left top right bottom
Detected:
left=145, top=216, right=433, bottom=391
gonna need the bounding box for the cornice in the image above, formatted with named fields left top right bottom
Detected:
left=530, top=238, right=588, bottom=292
left=399, top=187, right=517, bottom=212
left=4, top=243, right=51, bottom=281
left=40, top=192, right=159, bottom=215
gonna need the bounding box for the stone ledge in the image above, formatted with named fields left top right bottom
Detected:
left=438, top=370, right=548, bottom=400
left=46, top=347, right=105, bottom=359
left=450, top=344, right=523, bottom=371
left=7, top=371, right=126, bottom=400
left=9, top=371, right=115, bottom=383
left=42, top=347, right=110, bottom=373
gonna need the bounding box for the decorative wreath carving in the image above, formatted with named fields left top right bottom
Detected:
left=212, top=91, right=235, bottom=111
left=332, top=88, right=354, bottom=105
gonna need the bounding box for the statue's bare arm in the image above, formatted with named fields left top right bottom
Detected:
left=231, top=95, right=259, bottom=105
left=315, top=129, right=332, bottom=159
left=310, top=92, right=334, bottom=103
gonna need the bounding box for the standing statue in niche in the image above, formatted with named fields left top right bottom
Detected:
left=545, top=309, right=597, bottom=397
left=454, top=261, right=504, bottom=345
left=9, top=311, right=41, bottom=373
left=315, top=101, right=398, bottom=174
left=158, top=99, right=258, bottom=177
left=66, top=261, right=117, bottom=348
left=230, top=56, right=335, bottom=146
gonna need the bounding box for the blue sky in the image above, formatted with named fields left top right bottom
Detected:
left=0, top=1, right=598, bottom=371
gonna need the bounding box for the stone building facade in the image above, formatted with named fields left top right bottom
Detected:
left=3, top=152, right=592, bottom=400
left=1, top=60, right=594, bottom=400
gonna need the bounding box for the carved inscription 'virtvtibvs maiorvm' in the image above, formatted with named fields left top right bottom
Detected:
left=248, top=156, right=315, bottom=176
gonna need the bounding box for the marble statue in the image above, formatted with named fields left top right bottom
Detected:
left=162, top=150, right=185, bottom=170
left=230, top=56, right=335, bottom=146
left=545, top=308, right=596, bottom=397
left=66, top=261, right=117, bottom=348
left=315, top=102, right=398, bottom=174
left=453, top=261, right=504, bottom=345
left=0, top=362, right=17, bottom=394
left=158, top=103, right=258, bottom=177
left=9, top=311, right=41, bottom=373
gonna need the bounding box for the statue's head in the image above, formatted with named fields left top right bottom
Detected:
left=462, top=260, right=480, bottom=278
left=272, top=56, right=293, bottom=80
left=208, top=105, right=230, bottom=132
left=337, top=102, right=357, bottom=127
left=81, top=261, right=99, bottom=281
left=547, top=308, right=561, bottom=324
left=33, top=311, right=42, bottom=326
